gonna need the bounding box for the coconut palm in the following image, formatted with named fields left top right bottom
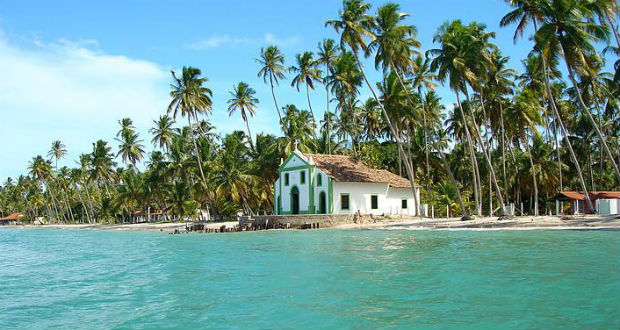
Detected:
left=117, top=130, right=145, bottom=168
left=501, top=0, right=596, bottom=211
left=317, top=38, right=340, bottom=154
left=168, top=66, right=213, bottom=186
left=290, top=51, right=323, bottom=132
left=535, top=0, right=620, bottom=183
left=150, top=115, right=177, bottom=152
left=326, top=0, right=421, bottom=207
left=227, top=82, right=259, bottom=151
left=257, top=45, right=287, bottom=130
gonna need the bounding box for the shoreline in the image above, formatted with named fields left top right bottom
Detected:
left=3, top=215, right=620, bottom=232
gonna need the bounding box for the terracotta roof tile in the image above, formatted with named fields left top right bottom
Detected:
left=305, top=154, right=412, bottom=188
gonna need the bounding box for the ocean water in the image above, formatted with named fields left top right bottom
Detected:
left=0, top=228, right=619, bottom=330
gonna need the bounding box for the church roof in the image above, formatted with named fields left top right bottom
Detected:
left=304, top=154, right=412, bottom=188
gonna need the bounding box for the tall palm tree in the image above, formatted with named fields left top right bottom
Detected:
left=290, top=51, right=323, bottom=132
left=257, top=46, right=287, bottom=131
left=47, top=140, right=67, bottom=169
left=326, top=0, right=420, bottom=208
left=150, top=115, right=177, bottom=152
left=501, top=0, right=596, bottom=211
left=429, top=21, right=483, bottom=216
left=317, top=38, right=340, bottom=154
left=535, top=0, right=620, bottom=183
left=117, top=130, right=145, bottom=168
left=28, top=155, right=56, bottom=221
left=228, top=82, right=259, bottom=151
left=116, top=118, right=135, bottom=138
left=168, top=66, right=213, bottom=186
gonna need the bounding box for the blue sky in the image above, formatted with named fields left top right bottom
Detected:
left=0, top=0, right=613, bottom=179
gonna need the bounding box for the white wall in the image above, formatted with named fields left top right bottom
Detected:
left=597, top=199, right=619, bottom=215
left=332, top=182, right=417, bottom=215
left=278, top=169, right=311, bottom=213
left=313, top=168, right=329, bottom=212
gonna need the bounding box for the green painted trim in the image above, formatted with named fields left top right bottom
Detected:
left=328, top=178, right=333, bottom=214
left=278, top=176, right=282, bottom=214
left=279, top=164, right=314, bottom=172
left=273, top=181, right=277, bottom=214
left=289, top=185, right=300, bottom=214
left=280, top=152, right=310, bottom=169
left=308, top=166, right=315, bottom=213
left=340, top=193, right=350, bottom=211
left=318, top=190, right=327, bottom=214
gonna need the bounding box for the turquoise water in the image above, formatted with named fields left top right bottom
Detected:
left=1, top=228, right=619, bottom=330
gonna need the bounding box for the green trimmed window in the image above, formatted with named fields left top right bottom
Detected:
left=317, top=174, right=322, bottom=186
left=371, top=195, right=378, bottom=210
left=284, top=173, right=289, bottom=186
left=341, top=194, right=350, bottom=210
left=300, top=170, right=305, bottom=184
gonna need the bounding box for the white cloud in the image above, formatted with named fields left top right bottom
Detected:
left=188, top=33, right=300, bottom=50
left=0, top=32, right=169, bottom=178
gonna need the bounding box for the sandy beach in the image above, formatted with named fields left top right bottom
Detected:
left=6, top=214, right=620, bottom=232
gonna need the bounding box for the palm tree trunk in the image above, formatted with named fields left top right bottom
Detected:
left=462, top=88, right=508, bottom=216
left=82, top=176, right=95, bottom=223
left=438, top=151, right=469, bottom=218
left=351, top=50, right=419, bottom=212
left=269, top=73, right=284, bottom=129
left=245, top=119, right=255, bottom=151
left=524, top=138, right=539, bottom=216
left=500, top=102, right=508, bottom=199
left=76, top=189, right=90, bottom=223
left=420, top=88, right=431, bottom=208
left=605, top=11, right=620, bottom=48
left=188, top=116, right=208, bottom=185
left=455, top=92, right=481, bottom=216
left=305, top=82, right=320, bottom=142
left=563, top=61, right=620, bottom=183
left=325, top=69, right=332, bottom=154
left=542, top=62, right=594, bottom=212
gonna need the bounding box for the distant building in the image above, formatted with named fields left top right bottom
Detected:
left=273, top=149, right=419, bottom=215
left=554, top=191, right=620, bottom=215
left=0, top=213, right=23, bottom=225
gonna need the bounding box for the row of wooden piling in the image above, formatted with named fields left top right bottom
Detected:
left=170, top=222, right=322, bottom=234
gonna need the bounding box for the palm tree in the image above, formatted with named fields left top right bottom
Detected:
left=411, top=55, right=438, bottom=208
left=326, top=0, right=421, bottom=209
left=89, top=140, right=116, bottom=197
left=290, top=51, right=323, bottom=132
left=47, top=140, right=67, bottom=169
left=317, top=38, right=340, bottom=154
left=117, top=130, right=145, bottom=168
left=228, top=82, right=259, bottom=151
left=116, top=118, right=135, bottom=138
left=501, top=0, right=596, bottom=211
left=257, top=46, right=287, bottom=131
left=535, top=0, right=620, bottom=183
left=150, top=115, right=177, bottom=152
left=168, top=66, right=213, bottom=186
left=28, top=155, right=57, bottom=221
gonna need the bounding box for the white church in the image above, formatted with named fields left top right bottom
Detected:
left=274, top=148, right=419, bottom=216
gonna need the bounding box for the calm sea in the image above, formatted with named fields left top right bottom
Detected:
left=1, top=228, right=619, bottom=330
